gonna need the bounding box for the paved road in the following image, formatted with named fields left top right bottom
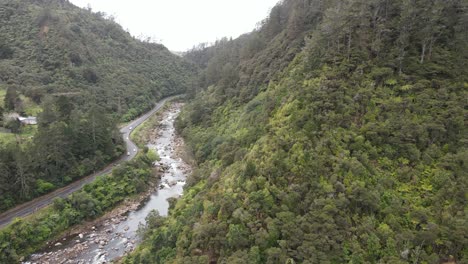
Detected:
left=0, top=96, right=177, bottom=228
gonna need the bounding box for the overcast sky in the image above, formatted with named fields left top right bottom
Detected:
left=68, top=0, right=280, bottom=51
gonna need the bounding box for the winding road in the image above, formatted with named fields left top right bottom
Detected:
left=0, top=96, right=177, bottom=228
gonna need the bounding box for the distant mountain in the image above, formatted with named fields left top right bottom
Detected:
left=126, top=0, right=467, bottom=263
left=0, top=0, right=195, bottom=121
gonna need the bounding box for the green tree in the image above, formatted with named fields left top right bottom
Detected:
left=5, top=118, right=21, bottom=133
left=4, top=86, right=18, bottom=111
left=0, top=41, right=13, bottom=59
left=14, top=151, right=33, bottom=199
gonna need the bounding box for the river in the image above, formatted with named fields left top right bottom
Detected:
left=26, top=103, right=191, bottom=264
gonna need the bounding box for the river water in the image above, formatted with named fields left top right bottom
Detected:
left=26, top=103, right=190, bottom=264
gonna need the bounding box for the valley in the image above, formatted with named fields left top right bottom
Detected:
left=0, top=0, right=466, bottom=263
left=0, top=96, right=175, bottom=228
left=25, top=102, right=191, bottom=264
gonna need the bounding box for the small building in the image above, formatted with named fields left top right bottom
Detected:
left=18, top=116, right=37, bottom=125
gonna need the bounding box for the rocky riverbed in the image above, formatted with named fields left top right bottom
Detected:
left=24, top=102, right=191, bottom=264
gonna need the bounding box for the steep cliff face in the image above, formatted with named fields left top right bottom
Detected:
left=126, top=0, right=467, bottom=263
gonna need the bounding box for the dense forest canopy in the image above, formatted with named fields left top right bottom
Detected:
left=126, top=0, right=467, bottom=263
left=0, top=0, right=194, bottom=212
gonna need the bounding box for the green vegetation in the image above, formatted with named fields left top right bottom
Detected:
left=147, top=149, right=161, bottom=163
left=0, top=125, right=36, bottom=145
left=0, top=0, right=193, bottom=213
left=130, top=102, right=171, bottom=148
left=0, top=0, right=194, bottom=121
left=0, top=95, right=123, bottom=212
left=0, top=88, right=6, bottom=107
left=0, top=131, right=15, bottom=145
left=19, top=95, right=41, bottom=116
left=126, top=0, right=467, bottom=263
left=0, top=151, right=157, bottom=263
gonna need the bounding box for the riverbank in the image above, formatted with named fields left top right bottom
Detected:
left=0, top=151, right=155, bottom=264
left=25, top=102, right=192, bottom=264
left=0, top=96, right=178, bottom=229
left=0, top=98, right=176, bottom=264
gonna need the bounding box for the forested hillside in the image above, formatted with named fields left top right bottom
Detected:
left=0, top=0, right=194, bottom=212
left=126, top=0, right=467, bottom=263
left=0, top=0, right=193, bottom=121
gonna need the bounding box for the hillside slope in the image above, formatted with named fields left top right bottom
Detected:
left=0, top=0, right=194, bottom=213
left=126, top=0, right=467, bottom=263
left=0, top=0, right=194, bottom=120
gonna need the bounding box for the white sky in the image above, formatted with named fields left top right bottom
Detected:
left=69, top=0, right=280, bottom=51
